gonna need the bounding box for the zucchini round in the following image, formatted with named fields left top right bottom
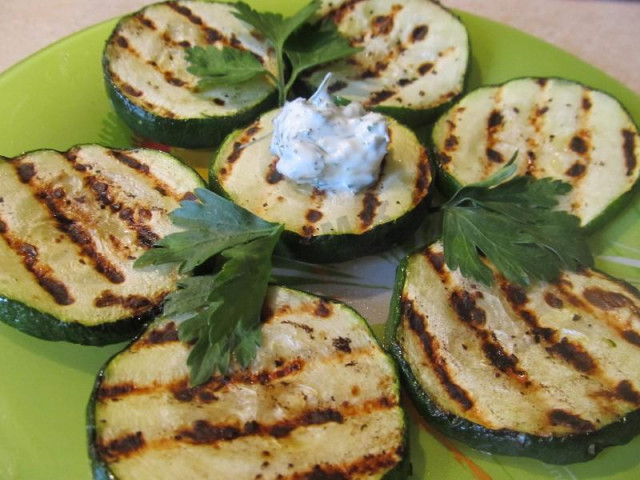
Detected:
left=386, top=241, right=640, bottom=464
left=300, top=0, right=470, bottom=127
left=88, top=286, right=409, bottom=479
left=0, top=145, right=204, bottom=345
left=209, top=109, right=433, bottom=263
left=103, top=0, right=278, bottom=149
left=430, top=77, right=640, bottom=231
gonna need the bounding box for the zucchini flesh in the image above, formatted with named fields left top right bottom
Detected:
left=103, top=0, right=278, bottom=148
left=386, top=241, right=640, bottom=464
left=88, top=286, right=408, bottom=479
left=302, top=0, right=469, bottom=125
left=431, top=77, right=640, bottom=230
left=0, top=145, right=204, bottom=344
left=209, top=109, right=433, bottom=263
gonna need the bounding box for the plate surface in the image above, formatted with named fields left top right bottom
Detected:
left=0, top=2, right=639, bottom=479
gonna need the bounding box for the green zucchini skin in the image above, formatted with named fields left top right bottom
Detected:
left=104, top=70, right=277, bottom=149
left=429, top=77, right=640, bottom=232
left=0, top=295, right=154, bottom=346
left=209, top=110, right=434, bottom=264
left=87, top=286, right=409, bottom=479
left=102, top=0, right=278, bottom=149
left=385, top=245, right=640, bottom=464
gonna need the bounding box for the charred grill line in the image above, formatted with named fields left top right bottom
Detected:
left=13, top=159, right=127, bottom=284
left=622, top=129, right=638, bottom=176
left=0, top=221, right=74, bottom=305
left=403, top=298, right=474, bottom=411
left=327, top=0, right=368, bottom=24
left=98, top=431, right=146, bottom=463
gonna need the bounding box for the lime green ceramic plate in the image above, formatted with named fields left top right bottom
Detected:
left=0, top=2, right=639, bottom=479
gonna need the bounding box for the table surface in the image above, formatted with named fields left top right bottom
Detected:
left=1, top=0, right=638, bottom=93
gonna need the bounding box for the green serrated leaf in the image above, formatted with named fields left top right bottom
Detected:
left=185, top=45, right=267, bottom=89
left=234, top=1, right=319, bottom=49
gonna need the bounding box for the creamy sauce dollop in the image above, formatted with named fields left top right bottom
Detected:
left=270, top=74, right=389, bottom=193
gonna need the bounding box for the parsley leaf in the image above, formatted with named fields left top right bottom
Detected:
left=135, top=188, right=282, bottom=386
left=284, top=20, right=362, bottom=98
left=441, top=161, right=593, bottom=286
left=185, top=1, right=357, bottom=105
left=185, top=46, right=271, bottom=89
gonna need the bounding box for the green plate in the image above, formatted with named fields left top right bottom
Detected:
left=0, top=2, right=638, bottom=479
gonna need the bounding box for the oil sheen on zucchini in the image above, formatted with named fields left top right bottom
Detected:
left=209, top=109, right=432, bottom=263
left=103, top=0, right=278, bottom=149
left=386, top=241, right=640, bottom=464
left=301, top=0, right=470, bottom=127
left=0, top=145, right=204, bottom=345
left=431, top=77, right=640, bottom=231
left=88, top=286, right=409, bottom=480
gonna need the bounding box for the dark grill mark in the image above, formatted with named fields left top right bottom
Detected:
left=536, top=78, right=548, bottom=88
left=414, top=156, right=431, bottom=204
left=583, top=286, right=633, bottom=311
left=444, top=135, right=458, bottom=150
left=548, top=409, right=594, bottom=433
left=403, top=299, right=474, bottom=410
left=94, top=290, right=155, bottom=313
left=97, top=382, right=136, bottom=400
left=367, top=89, right=394, bottom=106
left=488, top=110, right=504, bottom=129
left=451, top=290, right=486, bottom=327
left=115, top=35, right=129, bottom=49
left=205, top=27, right=223, bottom=44
left=486, top=148, right=504, bottom=163
left=371, top=14, right=394, bottom=36
left=504, top=283, right=528, bottom=306
left=168, top=2, right=203, bottom=25
left=358, top=191, right=381, bottom=229
left=328, top=0, right=367, bottom=24
left=282, top=320, right=315, bottom=337
left=622, top=330, right=640, bottom=347
left=145, top=322, right=179, bottom=345
left=228, top=141, right=243, bottom=164
left=266, top=159, right=284, bottom=184
left=136, top=14, right=156, bottom=30
left=17, top=162, right=36, bottom=183
left=98, top=431, right=145, bottom=462
left=288, top=449, right=401, bottom=480
left=418, top=62, right=434, bottom=75
left=566, top=162, right=586, bottom=177
left=359, top=60, right=389, bottom=80
left=178, top=408, right=344, bottom=445
left=411, top=25, right=428, bottom=42
left=314, top=299, right=332, bottom=318
left=213, top=97, right=225, bottom=106
left=328, top=80, right=347, bottom=94
left=582, top=96, right=592, bottom=110
left=306, top=209, right=323, bottom=223
left=546, top=337, right=596, bottom=373
left=122, top=83, right=143, bottom=97
left=397, top=78, right=414, bottom=87
left=544, top=292, right=564, bottom=309
left=164, top=72, right=186, bottom=87
left=332, top=337, right=352, bottom=353
left=616, top=380, right=640, bottom=405
left=622, top=129, right=637, bottom=176
left=110, top=150, right=150, bottom=174
left=569, top=135, right=588, bottom=154
left=0, top=223, right=75, bottom=305
left=426, top=249, right=445, bottom=273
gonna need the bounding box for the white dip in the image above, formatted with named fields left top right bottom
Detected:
left=269, top=74, right=389, bottom=193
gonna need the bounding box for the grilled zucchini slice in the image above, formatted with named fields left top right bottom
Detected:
left=209, top=109, right=433, bottom=263
left=431, top=77, right=640, bottom=231
left=103, top=0, right=278, bottom=149
left=300, top=0, right=470, bottom=127
left=88, top=286, right=409, bottom=479
left=0, top=145, right=204, bottom=345
left=386, top=241, right=640, bottom=464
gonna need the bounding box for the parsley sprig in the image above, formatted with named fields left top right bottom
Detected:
left=440, top=156, right=593, bottom=286
left=185, top=1, right=360, bottom=105
left=135, top=188, right=282, bottom=386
